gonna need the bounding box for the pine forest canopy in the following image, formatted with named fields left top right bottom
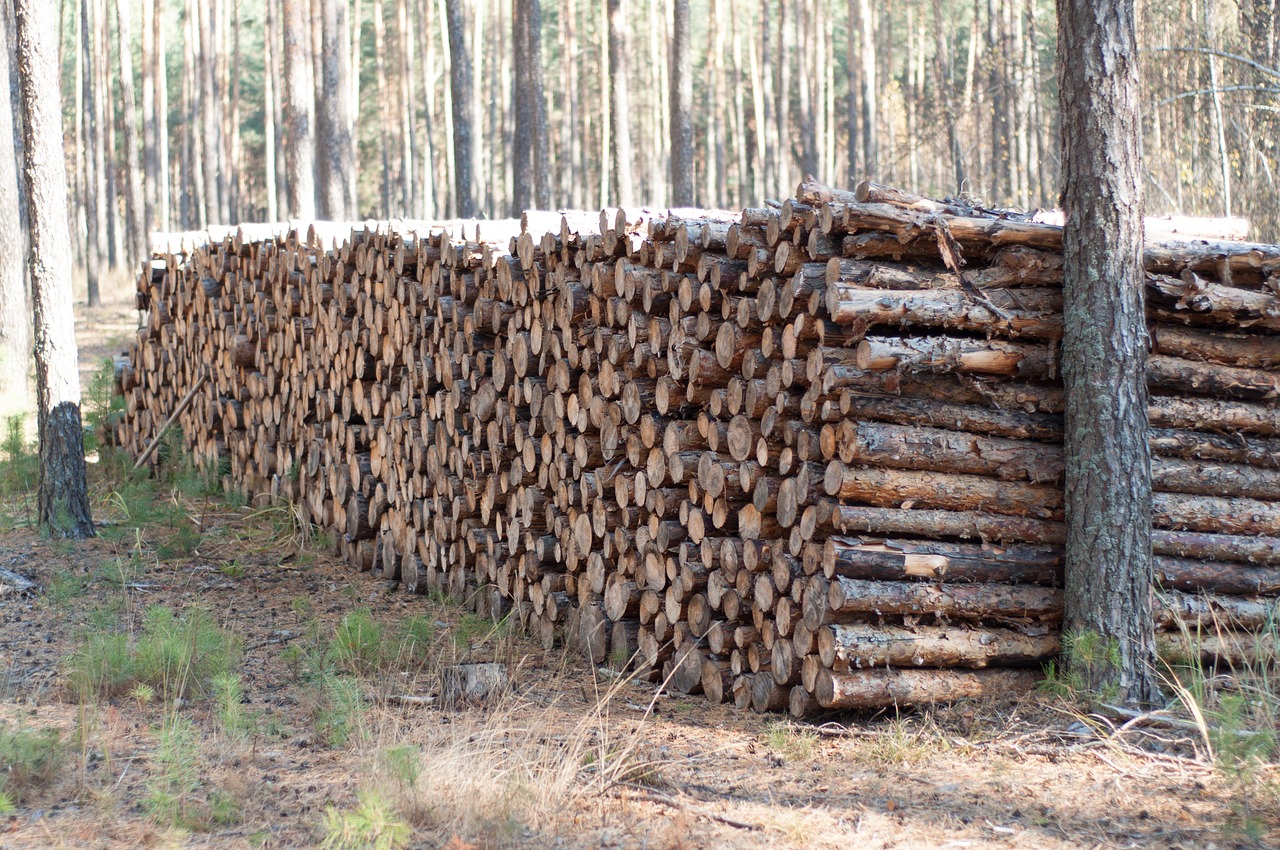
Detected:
left=58, top=0, right=1280, bottom=281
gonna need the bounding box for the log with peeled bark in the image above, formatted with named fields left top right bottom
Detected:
left=814, top=667, right=1040, bottom=710
left=855, top=335, right=1058, bottom=380
left=827, top=286, right=1063, bottom=339
left=817, top=622, right=1059, bottom=669
left=823, top=461, right=1063, bottom=519
left=821, top=535, right=1062, bottom=584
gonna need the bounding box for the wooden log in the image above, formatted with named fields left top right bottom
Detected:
left=814, top=667, right=1039, bottom=710
left=821, top=536, right=1062, bottom=585
left=440, top=663, right=509, bottom=707
left=818, top=577, right=1063, bottom=628
left=818, top=623, right=1059, bottom=669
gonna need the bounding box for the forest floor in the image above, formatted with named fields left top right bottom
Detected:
left=0, top=297, right=1270, bottom=849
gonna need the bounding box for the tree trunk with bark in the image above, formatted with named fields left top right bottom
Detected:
left=281, top=0, right=315, bottom=219
left=1057, top=0, right=1158, bottom=706
left=670, top=0, right=693, bottom=205
left=607, top=0, right=633, bottom=206
left=0, top=3, right=27, bottom=419
left=317, top=0, right=355, bottom=220
left=115, top=0, right=146, bottom=268
left=14, top=0, right=94, bottom=539
left=445, top=0, right=475, bottom=217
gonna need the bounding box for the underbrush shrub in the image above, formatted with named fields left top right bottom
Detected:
left=0, top=723, right=65, bottom=807
left=63, top=605, right=241, bottom=703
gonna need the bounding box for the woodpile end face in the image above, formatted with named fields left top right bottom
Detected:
left=117, top=180, right=1280, bottom=716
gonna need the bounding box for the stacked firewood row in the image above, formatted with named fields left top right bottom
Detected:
left=118, top=181, right=1280, bottom=717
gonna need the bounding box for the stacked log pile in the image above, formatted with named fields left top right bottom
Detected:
left=117, top=180, right=1280, bottom=718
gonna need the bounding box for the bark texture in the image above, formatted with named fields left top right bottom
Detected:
left=0, top=2, right=29, bottom=419
left=316, top=0, right=355, bottom=220
left=281, top=0, right=315, bottom=219
left=669, top=0, right=693, bottom=205
left=1057, top=0, right=1157, bottom=705
left=14, top=0, right=94, bottom=538
left=445, top=0, right=475, bottom=217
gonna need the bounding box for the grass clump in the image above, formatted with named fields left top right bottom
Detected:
left=143, top=714, right=201, bottom=828
left=321, top=790, right=411, bottom=850
left=63, top=605, right=241, bottom=703
left=0, top=723, right=65, bottom=806
left=312, top=674, right=369, bottom=748
left=1163, top=620, right=1280, bottom=844
left=329, top=610, right=387, bottom=675
left=761, top=721, right=818, bottom=762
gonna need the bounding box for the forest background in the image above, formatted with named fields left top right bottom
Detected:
left=54, top=0, right=1280, bottom=303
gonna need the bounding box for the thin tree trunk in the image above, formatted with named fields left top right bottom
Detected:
left=115, top=0, right=146, bottom=267
left=282, top=0, right=316, bottom=219
left=608, top=0, right=633, bottom=206
left=153, top=0, right=170, bottom=231
left=80, top=0, right=101, bottom=304
left=669, top=0, right=693, bottom=205
left=752, top=0, right=773, bottom=199
left=1057, top=0, right=1158, bottom=706
left=857, top=0, right=877, bottom=179
left=198, top=0, right=223, bottom=225
left=397, top=0, right=416, bottom=216
left=528, top=0, right=550, bottom=208
left=438, top=0, right=456, bottom=215
left=99, top=0, right=122, bottom=269
left=511, top=0, right=530, bottom=213
left=317, top=0, right=355, bottom=219
left=14, top=0, right=95, bottom=538
left=415, top=0, right=436, bottom=218
left=182, top=0, right=201, bottom=228
left=932, top=0, right=967, bottom=192
left=264, top=0, right=279, bottom=221
left=445, top=0, right=475, bottom=217
left=373, top=0, right=391, bottom=215
left=0, top=2, right=28, bottom=419
left=140, top=0, right=157, bottom=234
left=228, top=0, right=242, bottom=223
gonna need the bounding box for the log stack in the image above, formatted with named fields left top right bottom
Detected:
left=117, top=180, right=1280, bottom=718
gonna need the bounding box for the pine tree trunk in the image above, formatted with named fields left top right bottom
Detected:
left=932, top=0, right=967, bottom=192
left=373, top=0, right=391, bottom=215
left=263, top=0, right=279, bottom=221
left=396, top=0, right=415, bottom=216
left=607, top=0, right=633, bottom=206
left=414, top=0, right=436, bottom=218
left=140, top=0, right=157, bottom=233
left=669, top=0, right=693, bottom=205
left=115, top=0, right=146, bottom=268
left=0, top=3, right=28, bottom=419
left=14, top=0, right=95, bottom=539
left=529, top=0, right=550, bottom=209
left=445, top=0, right=475, bottom=217
left=1057, top=0, right=1158, bottom=706
left=80, top=0, right=102, bottom=305
left=198, top=0, right=223, bottom=225
left=317, top=0, right=355, bottom=220
left=282, top=0, right=316, bottom=219
left=228, top=0, right=242, bottom=223
left=99, top=0, right=121, bottom=269
left=857, top=0, right=876, bottom=178
left=153, top=0, right=170, bottom=231
left=511, top=0, right=532, bottom=213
